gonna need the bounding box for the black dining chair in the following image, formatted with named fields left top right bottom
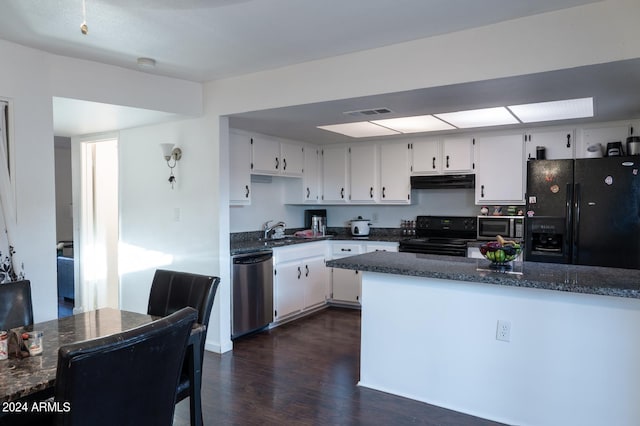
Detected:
left=0, top=280, right=34, bottom=330
left=147, top=269, right=220, bottom=426
left=53, top=306, right=198, bottom=426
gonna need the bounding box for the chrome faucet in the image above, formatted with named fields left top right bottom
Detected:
left=263, top=220, right=286, bottom=240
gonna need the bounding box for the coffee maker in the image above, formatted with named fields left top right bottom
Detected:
left=304, top=209, right=327, bottom=235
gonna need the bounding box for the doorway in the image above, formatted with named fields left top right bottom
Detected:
left=74, top=136, right=119, bottom=313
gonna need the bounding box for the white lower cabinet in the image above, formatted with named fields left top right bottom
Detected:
left=332, top=268, right=361, bottom=303
left=330, top=242, right=364, bottom=304
left=273, top=243, right=329, bottom=322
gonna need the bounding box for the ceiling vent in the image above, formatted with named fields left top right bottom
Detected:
left=343, top=107, right=393, bottom=117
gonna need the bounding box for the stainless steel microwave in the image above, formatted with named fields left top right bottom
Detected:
left=477, top=216, right=524, bottom=241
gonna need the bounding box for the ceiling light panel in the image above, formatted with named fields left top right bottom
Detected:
left=317, top=122, right=400, bottom=138
left=435, top=107, right=519, bottom=128
left=507, top=97, right=593, bottom=123
left=371, top=115, right=456, bottom=133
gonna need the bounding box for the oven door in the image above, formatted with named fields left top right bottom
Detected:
left=477, top=217, right=511, bottom=240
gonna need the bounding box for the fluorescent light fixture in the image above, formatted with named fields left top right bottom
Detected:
left=371, top=115, right=456, bottom=133
left=317, top=122, right=400, bottom=138
left=434, top=107, right=519, bottom=128
left=507, top=97, right=593, bottom=123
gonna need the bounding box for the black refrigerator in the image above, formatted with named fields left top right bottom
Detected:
left=525, top=156, right=640, bottom=269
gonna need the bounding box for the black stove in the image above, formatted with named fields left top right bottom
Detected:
left=399, top=216, right=477, bottom=257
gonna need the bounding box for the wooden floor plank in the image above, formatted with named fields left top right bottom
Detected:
left=174, top=307, right=505, bottom=426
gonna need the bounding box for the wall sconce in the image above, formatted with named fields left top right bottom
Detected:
left=160, top=143, right=182, bottom=189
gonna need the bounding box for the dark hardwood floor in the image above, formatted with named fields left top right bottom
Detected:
left=174, top=307, right=505, bottom=426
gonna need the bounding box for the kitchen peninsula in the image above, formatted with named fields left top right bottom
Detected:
left=327, top=252, right=640, bottom=426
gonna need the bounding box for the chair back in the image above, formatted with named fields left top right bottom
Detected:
left=0, top=280, right=34, bottom=330
left=54, top=307, right=198, bottom=426
left=147, top=270, right=220, bottom=332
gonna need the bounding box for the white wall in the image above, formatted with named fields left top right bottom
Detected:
left=117, top=116, right=223, bottom=348
left=360, top=272, right=640, bottom=425
left=0, top=38, right=203, bottom=322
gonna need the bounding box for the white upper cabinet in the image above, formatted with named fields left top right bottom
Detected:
left=303, top=145, right=321, bottom=202
left=442, top=137, right=475, bottom=173
left=379, top=142, right=411, bottom=203
left=349, top=144, right=378, bottom=202
left=524, top=129, right=574, bottom=160
left=250, top=135, right=305, bottom=176
left=411, top=139, right=441, bottom=175
left=322, top=145, right=349, bottom=203
left=475, top=134, right=525, bottom=205
left=229, top=130, right=252, bottom=205
left=251, top=134, right=281, bottom=175
left=280, top=142, right=304, bottom=177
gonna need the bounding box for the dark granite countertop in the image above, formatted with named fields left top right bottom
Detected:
left=326, top=251, right=640, bottom=299
left=231, top=228, right=404, bottom=255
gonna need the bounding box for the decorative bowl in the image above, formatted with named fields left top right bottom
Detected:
left=479, top=241, right=522, bottom=266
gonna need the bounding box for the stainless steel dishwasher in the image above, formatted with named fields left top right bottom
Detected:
left=231, top=250, right=274, bottom=339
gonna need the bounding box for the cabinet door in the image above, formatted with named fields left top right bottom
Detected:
left=274, top=261, right=304, bottom=320
left=331, top=268, right=360, bottom=303
left=251, top=135, right=281, bottom=175
left=349, top=144, right=378, bottom=202
left=524, top=129, right=574, bottom=160
left=281, top=142, right=304, bottom=177
left=229, top=131, right=252, bottom=205
left=380, top=143, right=411, bottom=203
left=475, top=134, right=524, bottom=204
left=303, top=145, right=320, bottom=202
left=303, top=256, right=328, bottom=309
left=442, top=137, right=474, bottom=173
left=412, top=139, right=441, bottom=174
left=322, top=145, right=349, bottom=203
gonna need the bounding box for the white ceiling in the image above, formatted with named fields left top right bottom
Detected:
left=4, top=0, right=637, bottom=139
left=0, top=0, right=599, bottom=82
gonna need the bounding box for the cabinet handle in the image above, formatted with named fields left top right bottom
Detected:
left=341, top=188, right=344, bottom=199
left=306, top=187, right=310, bottom=198
left=370, top=187, right=373, bottom=198
left=481, top=184, right=485, bottom=198
left=341, top=248, right=352, bottom=252
left=297, top=266, right=301, bottom=279
left=283, top=158, right=287, bottom=170
left=305, top=265, right=309, bottom=277
left=275, top=157, right=279, bottom=170
left=566, top=133, right=571, bottom=148
left=245, top=185, right=250, bottom=198
left=382, top=187, right=386, bottom=198
left=446, top=155, right=450, bottom=168
left=432, top=157, right=436, bottom=169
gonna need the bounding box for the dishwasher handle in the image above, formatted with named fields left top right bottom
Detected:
left=233, top=251, right=273, bottom=265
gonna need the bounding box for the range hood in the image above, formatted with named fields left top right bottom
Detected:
left=410, top=174, right=475, bottom=189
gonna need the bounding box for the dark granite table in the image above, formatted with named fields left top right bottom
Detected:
left=326, top=251, right=640, bottom=299
left=0, top=308, right=203, bottom=404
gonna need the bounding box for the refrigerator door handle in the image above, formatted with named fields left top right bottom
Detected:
left=572, top=183, right=581, bottom=264
left=565, top=183, right=573, bottom=263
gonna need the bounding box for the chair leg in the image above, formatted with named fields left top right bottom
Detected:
left=188, top=339, right=203, bottom=426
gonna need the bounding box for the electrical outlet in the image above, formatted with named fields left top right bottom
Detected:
left=372, top=212, right=379, bottom=222
left=496, top=320, right=511, bottom=342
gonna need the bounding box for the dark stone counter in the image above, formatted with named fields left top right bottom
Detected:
left=326, top=251, right=640, bottom=299
left=231, top=228, right=404, bottom=255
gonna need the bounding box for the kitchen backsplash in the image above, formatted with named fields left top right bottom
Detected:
left=229, top=178, right=477, bottom=232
